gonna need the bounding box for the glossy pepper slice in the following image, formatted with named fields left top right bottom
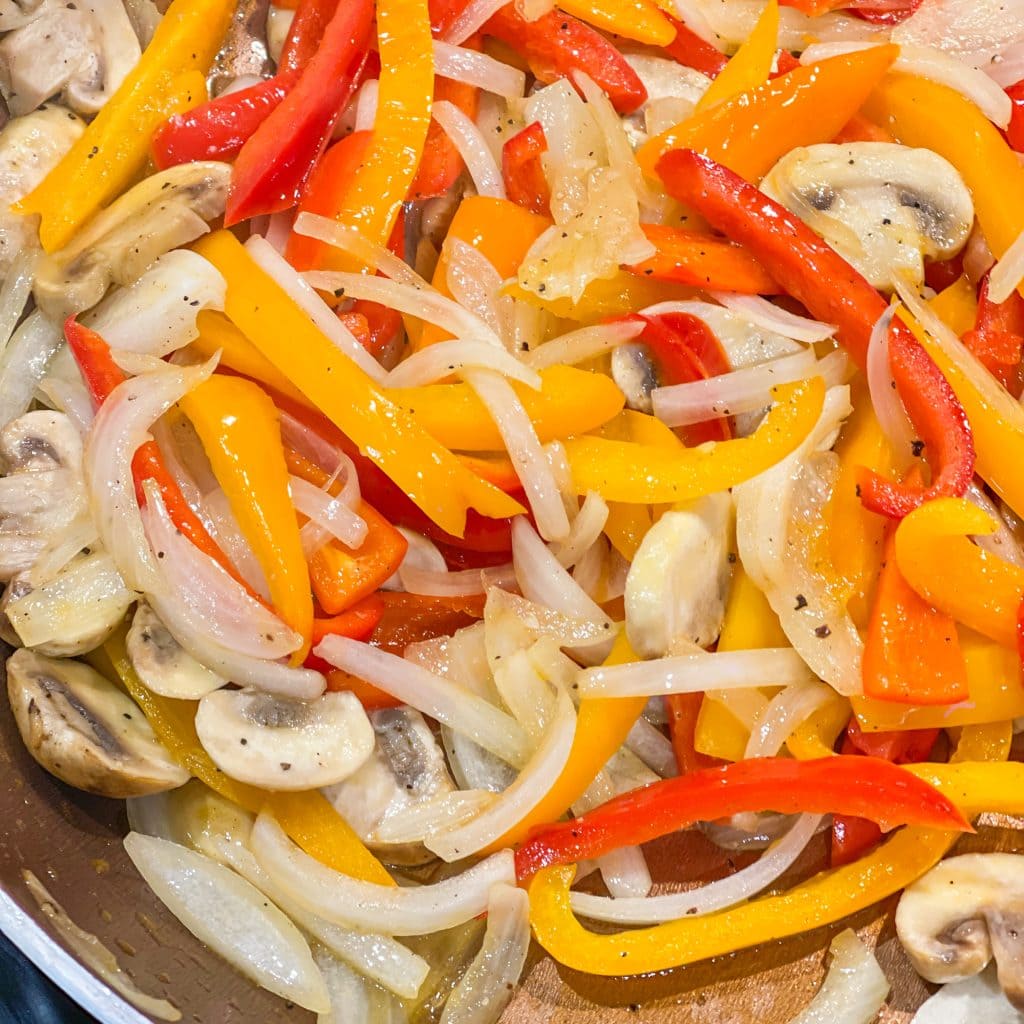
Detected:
left=225, top=0, right=373, bottom=223
left=515, top=755, right=970, bottom=880
left=502, top=122, right=551, bottom=217
left=483, top=5, right=647, bottom=115
left=410, top=69, right=480, bottom=201
left=657, top=149, right=975, bottom=519
left=1007, top=80, right=1024, bottom=153
left=962, top=274, right=1024, bottom=397
left=662, top=14, right=727, bottom=77
left=694, top=0, right=777, bottom=113
left=557, top=0, right=675, bottom=46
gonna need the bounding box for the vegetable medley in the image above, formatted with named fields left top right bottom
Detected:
left=3, top=0, right=1024, bottom=1018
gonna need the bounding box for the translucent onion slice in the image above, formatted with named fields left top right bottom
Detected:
left=434, top=40, right=526, bottom=97
left=354, top=79, right=379, bottom=132
left=579, top=647, right=815, bottom=698
left=374, top=790, right=497, bottom=844
left=385, top=339, right=540, bottom=389
left=442, top=0, right=508, bottom=45
left=987, top=228, right=1024, bottom=305
left=744, top=680, right=837, bottom=758
left=445, top=238, right=516, bottom=347
left=315, top=949, right=402, bottom=1024
left=485, top=587, right=614, bottom=647
left=789, top=929, right=889, bottom=1024
left=433, top=100, right=506, bottom=199
left=315, top=636, right=531, bottom=768
left=0, top=243, right=37, bottom=354
left=987, top=42, right=1024, bottom=88
left=966, top=482, right=1024, bottom=568
left=290, top=474, right=368, bottom=550
left=525, top=320, right=644, bottom=369
left=399, top=563, right=503, bottom=597
left=123, top=832, right=330, bottom=1014
left=552, top=491, right=609, bottom=569
left=911, top=967, right=1022, bottom=1024
left=426, top=681, right=576, bottom=861
left=707, top=293, right=838, bottom=344
left=251, top=812, right=516, bottom=935
left=0, top=312, right=65, bottom=446
left=439, top=885, right=530, bottom=1024
left=866, top=303, right=916, bottom=463
left=571, top=813, right=821, bottom=924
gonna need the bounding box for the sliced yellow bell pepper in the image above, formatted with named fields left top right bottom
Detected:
left=865, top=74, right=1024, bottom=287
left=638, top=46, right=899, bottom=181
left=15, top=0, right=231, bottom=252
left=193, top=230, right=523, bottom=539
left=528, top=729, right=1009, bottom=976
left=853, top=627, right=1024, bottom=732
left=179, top=375, right=313, bottom=662
left=387, top=365, right=625, bottom=452
left=786, top=696, right=851, bottom=760
left=948, top=720, right=1013, bottom=763
left=694, top=0, right=778, bottom=114
left=488, top=634, right=645, bottom=851
left=101, top=629, right=393, bottom=884
left=322, top=0, right=433, bottom=265
left=559, top=0, right=676, bottom=46
left=930, top=276, right=978, bottom=339
left=565, top=378, right=824, bottom=503
left=893, top=497, right=1022, bottom=650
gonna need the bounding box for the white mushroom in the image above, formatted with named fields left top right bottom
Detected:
left=0, top=0, right=140, bottom=116
left=611, top=342, right=661, bottom=415
left=896, top=853, right=1024, bottom=1009
left=126, top=601, right=225, bottom=700
left=6, top=647, right=189, bottom=797
left=0, top=407, right=81, bottom=473
left=0, top=103, right=83, bottom=282
left=195, top=688, right=375, bottom=791
left=324, top=707, right=457, bottom=865
left=760, top=142, right=974, bottom=292
left=32, top=160, right=231, bottom=321
left=625, top=492, right=733, bottom=658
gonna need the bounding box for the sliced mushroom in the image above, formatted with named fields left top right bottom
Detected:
left=0, top=408, right=82, bottom=473
left=0, top=103, right=83, bottom=282
left=611, top=342, right=661, bottom=415
left=897, top=853, right=1024, bottom=1009
left=0, top=0, right=140, bottom=116
left=324, top=707, right=457, bottom=866
left=32, top=161, right=231, bottom=321
left=625, top=492, right=733, bottom=658
left=7, top=647, right=189, bottom=797
left=195, top=688, right=374, bottom=790
left=760, top=142, right=974, bottom=292
left=208, top=0, right=273, bottom=97
left=126, top=602, right=225, bottom=700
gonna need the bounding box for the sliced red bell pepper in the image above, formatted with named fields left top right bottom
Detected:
left=428, top=0, right=468, bottom=36
left=924, top=252, right=965, bottom=294
left=962, top=274, right=1024, bottom=397
left=225, top=0, right=374, bottom=224
left=483, top=5, right=647, bottom=115
left=502, top=121, right=551, bottom=217
left=339, top=301, right=404, bottom=360
left=514, top=755, right=970, bottom=879
left=665, top=693, right=721, bottom=775
left=64, top=318, right=250, bottom=591
left=305, top=593, right=386, bottom=672
left=1007, top=81, right=1024, bottom=153
left=661, top=14, right=728, bottom=78
left=656, top=148, right=975, bottom=519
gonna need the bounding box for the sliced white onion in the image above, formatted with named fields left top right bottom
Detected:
left=651, top=349, right=827, bottom=428
left=399, top=563, right=503, bottom=597
left=374, top=790, right=497, bottom=844
left=987, top=228, right=1024, bottom=305
left=244, top=235, right=387, bottom=384
left=707, top=293, right=838, bottom=344
left=385, top=339, right=540, bottom=389
left=0, top=243, right=37, bottom=355
left=911, top=966, right=1023, bottom=1024
left=445, top=238, right=516, bottom=347
left=0, top=311, right=64, bottom=434
left=789, top=928, right=889, bottom=1024
left=465, top=370, right=569, bottom=542
left=486, top=587, right=615, bottom=647
left=442, top=0, right=508, bottom=45
left=25, top=516, right=99, bottom=587
left=552, top=491, right=609, bottom=569
left=866, top=302, right=916, bottom=462
left=570, top=813, right=821, bottom=924
left=386, top=526, right=447, bottom=593
left=279, top=410, right=349, bottom=478
left=315, top=949, right=404, bottom=1024
left=439, top=884, right=530, bottom=1024
left=291, top=474, right=368, bottom=550
left=202, top=488, right=271, bottom=600
left=36, top=376, right=94, bottom=436
left=987, top=43, right=1024, bottom=88
left=433, top=99, right=506, bottom=199
left=123, top=832, right=330, bottom=1013
left=966, top=482, right=1024, bottom=568
left=354, top=79, right=379, bottom=133
left=525, top=320, right=644, bottom=369
left=579, top=647, right=815, bottom=698
left=251, top=812, right=516, bottom=935
left=434, top=40, right=526, bottom=98
left=315, top=635, right=531, bottom=768
left=892, top=0, right=1024, bottom=71
left=669, top=0, right=724, bottom=47
left=744, top=680, right=836, bottom=758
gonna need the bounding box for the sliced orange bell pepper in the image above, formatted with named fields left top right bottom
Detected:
left=558, top=0, right=676, bottom=46
left=694, top=0, right=777, bottom=113
left=311, top=594, right=386, bottom=646
left=180, top=375, right=314, bottom=661
left=637, top=45, right=899, bottom=180
left=930, top=275, right=978, bottom=338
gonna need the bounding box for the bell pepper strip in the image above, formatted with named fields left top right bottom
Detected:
left=1006, top=81, right=1024, bottom=152
left=101, top=628, right=394, bottom=884
left=628, top=225, right=779, bottom=294
left=962, top=274, right=1024, bottom=397
left=665, top=693, right=720, bottom=775
left=637, top=46, right=898, bottom=180
left=225, top=0, right=373, bottom=224
left=657, top=149, right=975, bottom=519
left=65, top=319, right=250, bottom=592
left=786, top=696, right=850, bottom=760
left=865, top=74, right=1024, bottom=277
left=312, top=594, right=385, bottom=646
left=564, top=378, right=823, bottom=504
left=893, top=497, right=1024, bottom=650
left=930, top=274, right=978, bottom=338
left=342, top=301, right=404, bottom=360
left=410, top=71, right=480, bottom=201
left=194, top=230, right=523, bottom=538
left=662, top=14, right=728, bottom=77
left=862, top=521, right=968, bottom=706
left=515, top=754, right=970, bottom=880
left=310, top=0, right=434, bottom=268
left=326, top=669, right=404, bottom=710
left=557, top=0, right=675, bottom=46
left=502, top=122, right=552, bottom=217
left=487, top=634, right=646, bottom=852
left=179, top=375, right=314, bottom=660
left=482, top=6, right=647, bottom=115
left=371, top=592, right=486, bottom=651
left=388, top=365, right=625, bottom=451
left=694, top=0, right=777, bottom=114
left=14, top=0, right=231, bottom=252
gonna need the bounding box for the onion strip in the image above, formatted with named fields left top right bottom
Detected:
left=432, top=100, right=506, bottom=199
